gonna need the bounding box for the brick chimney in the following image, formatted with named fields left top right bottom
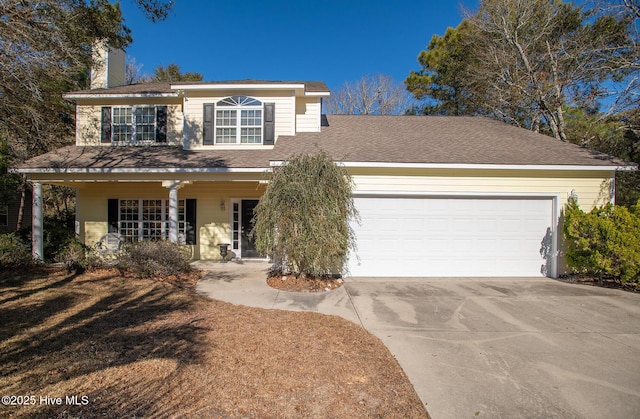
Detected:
left=90, top=39, right=126, bottom=89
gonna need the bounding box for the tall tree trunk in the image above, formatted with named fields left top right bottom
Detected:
left=16, top=179, right=25, bottom=231
left=546, top=41, right=567, bottom=142
left=555, top=105, right=567, bottom=142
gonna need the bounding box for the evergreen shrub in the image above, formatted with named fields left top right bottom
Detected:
left=0, top=233, right=32, bottom=269
left=564, top=198, right=640, bottom=284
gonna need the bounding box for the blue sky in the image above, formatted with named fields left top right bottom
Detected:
left=117, top=0, right=479, bottom=91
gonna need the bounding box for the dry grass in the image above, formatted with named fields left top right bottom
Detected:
left=0, top=268, right=428, bottom=418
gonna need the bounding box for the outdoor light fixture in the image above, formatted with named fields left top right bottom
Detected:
left=569, top=189, right=578, bottom=201
left=220, top=200, right=226, bottom=211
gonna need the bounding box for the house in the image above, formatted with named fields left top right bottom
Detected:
left=16, top=44, right=634, bottom=278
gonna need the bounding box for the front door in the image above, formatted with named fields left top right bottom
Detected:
left=240, top=199, right=260, bottom=258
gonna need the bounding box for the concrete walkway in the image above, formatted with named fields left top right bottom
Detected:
left=195, top=260, right=640, bottom=419
left=194, top=260, right=362, bottom=325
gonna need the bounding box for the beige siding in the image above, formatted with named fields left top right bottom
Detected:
left=183, top=90, right=295, bottom=149
left=75, top=89, right=321, bottom=148
left=71, top=167, right=614, bottom=267
left=76, top=105, right=101, bottom=145
left=186, top=182, right=265, bottom=259
left=75, top=100, right=183, bottom=146
left=349, top=168, right=614, bottom=210
left=295, top=98, right=322, bottom=132
left=77, top=181, right=265, bottom=260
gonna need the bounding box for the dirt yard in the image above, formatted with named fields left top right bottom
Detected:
left=0, top=268, right=428, bottom=418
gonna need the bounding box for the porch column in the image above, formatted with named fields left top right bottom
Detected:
left=169, top=186, right=179, bottom=243
left=163, top=181, right=188, bottom=243
left=32, top=181, right=43, bottom=261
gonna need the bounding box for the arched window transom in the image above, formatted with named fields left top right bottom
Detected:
left=215, top=95, right=263, bottom=144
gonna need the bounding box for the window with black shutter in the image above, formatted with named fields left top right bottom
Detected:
left=108, top=199, right=193, bottom=243
left=101, top=107, right=112, bottom=143
left=101, top=106, right=167, bottom=143
left=203, top=96, right=273, bottom=145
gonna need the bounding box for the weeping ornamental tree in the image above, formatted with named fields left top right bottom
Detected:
left=252, top=152, right=358, bottom=278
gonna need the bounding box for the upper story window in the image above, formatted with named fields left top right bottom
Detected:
left=203, top=97, right=275, bottom=146
left=101, top=105, right=167, bottom=144
left=216, top=96, right=262, bottom=144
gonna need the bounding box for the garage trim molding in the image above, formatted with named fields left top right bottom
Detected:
left=350, top=190, right=562, bottom=278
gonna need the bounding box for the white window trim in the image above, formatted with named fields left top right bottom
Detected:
left=230, top=199, right=241, bottom=255
left=215, top=96, right=264, bottom=145
left=112, top=106, right=158, bottom=144
left=118, top=199, right=186, bottom=243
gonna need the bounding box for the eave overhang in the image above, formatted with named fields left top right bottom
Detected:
left=14, top=167, right=271, bottom=174
left=170, top=83, right=330, bottom=97
left=63, top=92, right=180, bottom=99
left=269, top=161, right=636, bottom=171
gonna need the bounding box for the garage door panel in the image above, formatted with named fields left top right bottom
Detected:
left=348, top=196, right=553, bottom=277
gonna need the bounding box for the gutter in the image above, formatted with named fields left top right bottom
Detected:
left=269, top=160, right=635, bottom=172
left=63, top=92, right=180, bottom=99
left=14, top=167, right=271, bottom=174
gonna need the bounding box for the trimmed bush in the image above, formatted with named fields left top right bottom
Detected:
left=252, top=152, right=358, bottom=278
left=55, top=239, right=106, bottom=274
left=116, top=240, right=192, bottom=278
left=0, top=233, right=32, bottom=269
left=564, top=199, right=640, bottom=284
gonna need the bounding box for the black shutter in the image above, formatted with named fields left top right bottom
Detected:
left=263, top=103, right=275, bottom=145
left=156, top=106, right=167, bottom=143
left=203, top=103, right=214, bottom=145
left=108, top=199, right=119, bottom=233
left=185, top=199, right=197, bottom=245
left=101, top=107, right=112, bottom=143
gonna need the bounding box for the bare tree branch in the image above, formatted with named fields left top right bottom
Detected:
left=325, top=74, right=414, bottom=115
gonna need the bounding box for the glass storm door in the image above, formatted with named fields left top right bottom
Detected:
left=240, top=199, right=260, bottom=258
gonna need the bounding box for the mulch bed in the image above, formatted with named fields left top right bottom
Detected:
left=558, top=274, right=640, bottom=293
left=267, top=274, right=344, bottom=292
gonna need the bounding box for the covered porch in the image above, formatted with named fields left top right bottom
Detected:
left=26, top=177, right=267, bottom=261
left=16, top=145, right=272, bottom=261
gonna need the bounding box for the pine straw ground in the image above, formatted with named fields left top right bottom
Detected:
left=0, top=268, right=428, bottom=418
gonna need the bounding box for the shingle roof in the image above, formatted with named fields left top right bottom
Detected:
left=18, top=115, right=630, bottom=173
left=18, top=145, right=272, bottom=171
left=66, top=80, right=329, bottom=96
left=273, top=115, right=628, bottom=167
left=66, top=82, right=174, bottom=96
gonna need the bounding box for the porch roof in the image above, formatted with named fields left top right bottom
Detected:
left=17, top=145, right=272, bottom=173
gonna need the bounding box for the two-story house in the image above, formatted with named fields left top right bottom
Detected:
left=17, top=44, right=633, bottom=278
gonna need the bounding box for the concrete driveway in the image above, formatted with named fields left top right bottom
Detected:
left=196, top=262, right=640, bottom=419
left=347, top=277, right=640, bottom=419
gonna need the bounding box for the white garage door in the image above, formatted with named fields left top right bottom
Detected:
left=348, top=196, right=554, bottom=277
